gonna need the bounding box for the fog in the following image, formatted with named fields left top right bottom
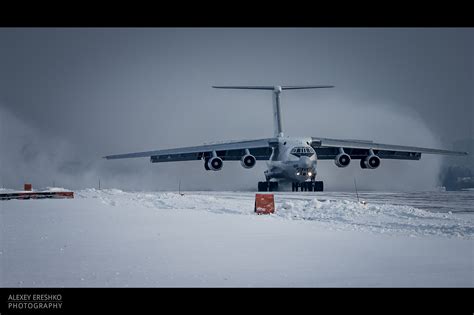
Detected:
left=0, top=28, right=472, bottom=191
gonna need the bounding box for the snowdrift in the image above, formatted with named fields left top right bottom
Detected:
left=76, top=189, right=474, bottom=239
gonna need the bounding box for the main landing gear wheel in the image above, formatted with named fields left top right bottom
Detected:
left=314, top=181, right=324, bottom=192
left=258, top=181, right=278, bottom=192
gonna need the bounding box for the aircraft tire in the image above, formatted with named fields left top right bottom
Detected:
left=314, top=181, right=324, bottom=192
left=258, top=181, right=268, bottom=192
left=268, top=181, right=278, bottom=191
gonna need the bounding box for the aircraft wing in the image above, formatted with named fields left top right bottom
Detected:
left=104, top=138, right=278, bottom=163
left=311, top=137, right=468, bottom=160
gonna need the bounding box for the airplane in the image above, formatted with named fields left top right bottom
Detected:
left=104, top=85, right=468, bottom=192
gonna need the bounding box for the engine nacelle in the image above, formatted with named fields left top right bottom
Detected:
left=334, top=153, right=351, bottom=167
left=207, top=156, right=223, bottom=171
left=361, top=154, right=380, bottom=169
left=240, top=154, right=256, bottom=169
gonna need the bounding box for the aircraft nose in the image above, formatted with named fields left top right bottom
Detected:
left=299, top=156, right=312, bottom=168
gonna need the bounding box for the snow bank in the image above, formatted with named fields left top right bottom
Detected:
left=74, top=189, right=474, bottom=239
left=275, top=198, right=473, bottom=238
left=45, top=187, right=71, bottom=192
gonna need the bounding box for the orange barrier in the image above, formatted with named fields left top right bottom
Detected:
left=254, top=193, right=275, bottom=214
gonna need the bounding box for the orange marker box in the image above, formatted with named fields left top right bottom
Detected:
left=254, top=194, right=275, bottom=214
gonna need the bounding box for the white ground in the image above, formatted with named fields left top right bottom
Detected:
left=1, top=189, right=473, bottom=287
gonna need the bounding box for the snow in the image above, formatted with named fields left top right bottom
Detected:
left=45, top=187, right=70, bottom=192
left=1, top=189, right=473, bottom=287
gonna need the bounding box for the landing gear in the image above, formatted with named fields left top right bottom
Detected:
left=303, top=182, right=309, bottom=191
left=258, top=181, right=278, bottom=192
left=259, top=181, right=323, bottom=192
left=291, top=181, right=324, bottom=192
left=314, top=181, right=324, bottom=192
left=269, top=181, right=278, bottom=191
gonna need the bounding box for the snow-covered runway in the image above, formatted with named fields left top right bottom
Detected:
left=1, top=189, right=473, bottom=287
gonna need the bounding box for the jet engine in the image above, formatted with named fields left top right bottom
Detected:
left=334, top=153, right=351, bottom=167
left=240, top=154, right=256, bottom=169
left=360, top=154, right=380, bottom=169
left=207, top=156, right=223, bottom=171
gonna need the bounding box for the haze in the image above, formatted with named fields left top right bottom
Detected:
left=0, top=28, right=472, bottom=191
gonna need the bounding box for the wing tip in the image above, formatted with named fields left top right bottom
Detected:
left=450, top=150, right=468, bottom=156
left=442, top=150, right=468, bottom=156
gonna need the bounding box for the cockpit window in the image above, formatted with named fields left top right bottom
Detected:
left=291, top=146, right=315, bottom=157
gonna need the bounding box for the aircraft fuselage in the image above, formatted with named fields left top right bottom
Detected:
left=265, top=136, right=317, bottom=183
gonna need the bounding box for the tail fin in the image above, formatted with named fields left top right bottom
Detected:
left=213, top=85, right=334, bottom=137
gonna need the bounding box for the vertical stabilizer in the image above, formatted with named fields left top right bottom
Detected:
left=272, top=86, right=283, bottom=137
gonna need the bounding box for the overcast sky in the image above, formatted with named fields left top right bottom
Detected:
left=0, top=28, right=472, bottom=191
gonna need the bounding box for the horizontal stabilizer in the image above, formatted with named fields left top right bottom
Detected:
left=212, top=85, right=334, bottom=90
left=280, top=85, right=334, bottom=90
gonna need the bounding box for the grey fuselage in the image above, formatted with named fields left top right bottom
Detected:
left=265, top=136, right=317, bottom=183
